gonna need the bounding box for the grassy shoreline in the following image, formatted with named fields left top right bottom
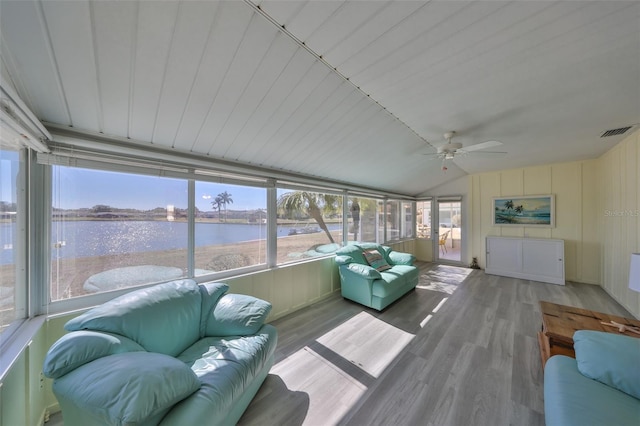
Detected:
left=43, top=230, right=344, bottom=300
left=1, top=230, right=345, bottom=319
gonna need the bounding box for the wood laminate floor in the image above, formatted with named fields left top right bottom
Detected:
left=237, top=262, right=633, bottom=426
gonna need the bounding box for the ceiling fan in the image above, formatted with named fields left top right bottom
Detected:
left=424, top=131, right=506, bottom=169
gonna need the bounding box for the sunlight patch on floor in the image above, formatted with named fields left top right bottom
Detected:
left=417, top=264, right=472, bottom=328
left=432, top=297, right=448, bottom=313
left=270, top=348, right=367, bottom=425
left=315, top=311, right=414, bottom=378
left=420, top=314, right=433, bottom=328
left=268, top=311, right=415, bottom=425
left=417, top=280, right=458, bottom=294
left=417, top=264, right=473, bottom=294
left=419, top=296, right=449, bottom=329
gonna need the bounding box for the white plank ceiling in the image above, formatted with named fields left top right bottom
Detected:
left=1, top=0, right=638, bottom=195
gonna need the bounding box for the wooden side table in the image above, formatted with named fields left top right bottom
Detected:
left=538, top=301, right=640, bottom=368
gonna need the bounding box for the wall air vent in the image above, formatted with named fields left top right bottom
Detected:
left=600, top=126, right=633, bottom=138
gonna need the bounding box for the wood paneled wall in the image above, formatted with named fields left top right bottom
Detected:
left=465, top=129, right=639, bottom=318
left=470, top=160, right=600, bottom=285
left=225, top=256, right=340, bottom=321
left=598, top=130, right=640, bottom=318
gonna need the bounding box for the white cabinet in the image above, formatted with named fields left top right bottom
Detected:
left=485, top=236, right=565, bottom=285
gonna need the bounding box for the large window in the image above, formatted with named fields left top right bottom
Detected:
left=376, top=199, right=385, bottom=243
left=50, top=167, right=188, bottom=300
left=276, top=188, right=342, bottom=263
left=383, top=199, right=414, bottom=241
left=347, top=196, right=379, bottom=243
left=194, top=182, right=267, bottom=274
left=48, top=165, right=273, bottom=302
left=0, top=147, right=24, bottom=334
left=401, top=201, right=413, bottom=239
left=38, top=152, right=417, bottom=306
left=416, top=200, right=432, bottom=239
left=386, top=200, right=400, bottom=241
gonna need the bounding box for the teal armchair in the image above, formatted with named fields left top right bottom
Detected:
left=334, top=243, right=418, bottom=310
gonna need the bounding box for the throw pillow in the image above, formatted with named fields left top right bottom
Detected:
left=363, top=249, right=392, bottom=272
left=574, top=330, right=640, bottom=399
left=52, top=352, right=201, bottom=424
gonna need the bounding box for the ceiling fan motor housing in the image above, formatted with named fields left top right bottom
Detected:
left=437, top=142, right=462, bottom=154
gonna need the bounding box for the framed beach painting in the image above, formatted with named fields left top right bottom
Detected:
left=492, top=195, right=555, bottom=227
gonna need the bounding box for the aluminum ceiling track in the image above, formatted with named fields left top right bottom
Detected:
left=244, top=0, right=436, bottom=152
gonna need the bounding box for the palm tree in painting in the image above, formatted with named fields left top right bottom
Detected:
left=499, top=200, right=524, bottom=223
left=277, top=191, right=340, bottom=243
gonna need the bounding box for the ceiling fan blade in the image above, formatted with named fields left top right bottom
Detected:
left=461, top=140, right=502, bottom=152
left=422, top=153, right=442, bottom=160
left=456, top=150, right=507, bottom=158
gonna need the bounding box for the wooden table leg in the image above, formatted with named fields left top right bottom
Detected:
left=537, top=331, right=550, bottom=369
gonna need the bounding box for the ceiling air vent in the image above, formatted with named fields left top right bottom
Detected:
left=600, top=126, right=633, bottom=138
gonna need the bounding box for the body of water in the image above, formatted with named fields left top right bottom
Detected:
left=0, top=221, right=341, bottom=265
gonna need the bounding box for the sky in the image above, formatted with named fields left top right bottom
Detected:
left=53, top=167, right=268, bottom=211
left=0, top=151, right=19, bottom=204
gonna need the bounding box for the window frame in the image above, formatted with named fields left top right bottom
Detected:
left=0, top=148, right=28, bottom=337
left=346, top=194, right=384, bottom=244
left=43, top=163, right=275, bottom=314
left=400, top=200, right=414, bottom=239
left=193, top=179, right=269, bottom=277
left=416, top=198, right=433, bottom=240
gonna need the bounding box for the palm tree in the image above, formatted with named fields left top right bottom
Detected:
left=211, top=196, right=222, bottom=221
left=217, top=191, right=233, bottom=222
left=277, top=191, right=341, bottom=243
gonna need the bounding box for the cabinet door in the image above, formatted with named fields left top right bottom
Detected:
left=486, top=237, right=522, bottom=272
left=522, top=239, right=564, bottom=280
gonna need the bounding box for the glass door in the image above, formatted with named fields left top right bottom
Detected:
left=435, top=199, right=462, bottom=263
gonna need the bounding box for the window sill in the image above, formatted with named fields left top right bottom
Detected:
left=0, top=315, right=47, bottom=382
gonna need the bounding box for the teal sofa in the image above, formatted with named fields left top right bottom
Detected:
left=544, top=330, right=640, bottom=426
left=334, top=243, right=419, bottom=311
left=43, top=279, right=277, bottom=426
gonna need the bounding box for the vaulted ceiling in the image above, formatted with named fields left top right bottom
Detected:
left=1, top=1, right=638, bottom=196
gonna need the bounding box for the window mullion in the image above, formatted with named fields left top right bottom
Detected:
left=342, top=191, right=348, bottom=246
left=188, top=180, right=195, bottom=277
left=266, top=184, right=277, bottom=268
left=30, top=154, right=50, bottom=315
